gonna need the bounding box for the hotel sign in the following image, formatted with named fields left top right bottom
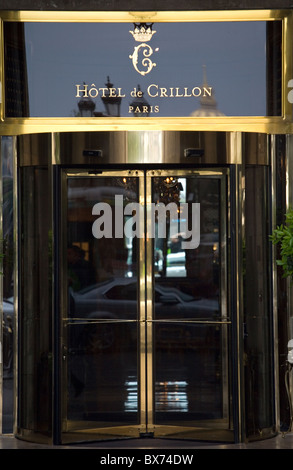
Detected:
left=75, top=83, right=213, bottom=115
left=74, top=22, right=216, bottom=117
left=3, top=19, right=282, bottom=119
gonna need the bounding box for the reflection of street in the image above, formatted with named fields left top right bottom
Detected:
left=67, top=320, right=223, bottom=425
left=155, top=347, right=223, bottom=422
left=68, top=347, right=138, bottom=425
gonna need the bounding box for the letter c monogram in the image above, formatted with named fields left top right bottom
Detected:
left=129, top=43, right=156, bottom=76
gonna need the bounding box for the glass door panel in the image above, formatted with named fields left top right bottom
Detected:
left=147, top=170, right=233, bottom=441
left=60, top=170, right=145, bottom=443
left=60, top=168, right=233, bottom=443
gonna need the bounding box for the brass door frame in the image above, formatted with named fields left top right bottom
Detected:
left=59, top=167, right=233, bottom=443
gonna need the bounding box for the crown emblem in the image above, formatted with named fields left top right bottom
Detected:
left=129, top=23, right=156, bottom=42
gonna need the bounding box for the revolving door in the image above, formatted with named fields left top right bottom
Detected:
left=15, top=131, right=276, bottom=445
left=59, top=167, right=233, bottom=443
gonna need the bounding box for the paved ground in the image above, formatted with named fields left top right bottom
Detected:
left=0, top=432, right=292, bottom=449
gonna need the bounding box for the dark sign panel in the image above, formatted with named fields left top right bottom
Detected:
left=4, top=21, right=282, bottom=118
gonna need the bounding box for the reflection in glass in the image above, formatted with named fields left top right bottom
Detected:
left=63, top=170, right=230, bottom=437
left=153, top=174, right=228, bottom=424
left=155, top=381, right=188, bottom=413
left=19, top=165, right=52, bottom=437
left=153, top=176, right=221, bottom=313
left=3, top=20, right=281, bottom=118
left=155, top=324, right=225, bottom=421
left=67, top=322, right=138, bottom=424
left=1, top=137, right=14, bottom=433
left=64, top=175, right=140, bottom=429
left=244, top=166, right=274, bottom=438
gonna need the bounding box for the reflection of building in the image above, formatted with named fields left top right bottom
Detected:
left=77, top=85, right=96, bottom=116
left=190, top=66, right=225, bottom=117
left=0, top=4, right=293, bottom=450
left=77, top=77, right=122, bottom=117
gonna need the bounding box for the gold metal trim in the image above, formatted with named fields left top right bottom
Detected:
left=12, top=135, right=18, bottom=435
left=271, top=134, right=280, bottom=432
left=220, top=169, right=230, bottom=421
left=145, top=173, right=153, bottom=430
left=52, top=133, right=60, bottom=165
left=60, top=168, right=69, bottom=433
left=0, top=10, right=292, bottom=135
left=138, top=171, right=147, bottom=430
left=0, top=117, right=292, bottom=136
left=66, top=423, right=142, bottom=434
left=285, top=135, right=293, bottom=428
left=64, top=319, right=138, bottom=325
left=66, top=169, right=143, bottom=177
left=235, top=157, right=245, bottom=442
left=283, top=14, right=293, bottom=121
left=148, top=319, right=231, bottom=324
left=148, top=169, right=225, bottom=177
left=0, top=10, right=289, bottom=22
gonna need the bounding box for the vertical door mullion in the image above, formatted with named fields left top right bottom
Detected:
left=139, top=172, right=147, bottom=432
left=145, top=173, right=154, bottom=432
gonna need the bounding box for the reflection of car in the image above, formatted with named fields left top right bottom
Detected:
left=69, top=278, right=219, bottom=352
left=3, top=297, right=14, bottom=376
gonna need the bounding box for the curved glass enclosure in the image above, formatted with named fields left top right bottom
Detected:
left=14, top=131, right=276, bottom=444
